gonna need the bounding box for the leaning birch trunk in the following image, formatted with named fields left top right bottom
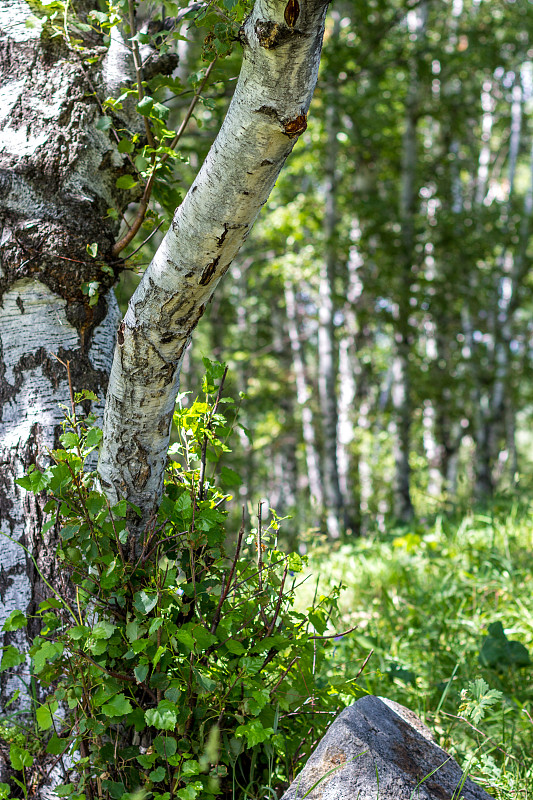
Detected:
left=98, top=0, right=330, bottom=530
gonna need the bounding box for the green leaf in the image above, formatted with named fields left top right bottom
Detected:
left=164, top=686, right=181, bottom=704
left=16, top=467, right=48, bottom=493
left=479, top=621, right=530, bottom=668
left=136, top=96, right=154, bottom=116
left=2, top=610, right=27, bottom=632
left=92, top=620, right=116, bottom=639
left=135, top=154, right=149, bottom=171
left=60, top=431, right=79, bottom=449
left=60, top=523, right=79, bottom=541
left=10, top=744, right=34, bottom=770
left=145, top=700, right=178, bottom=731
left=137, top=752, right=156, bottom=769
left=117, top=138, right=135, bottom=154
left=116, top=174, right=138, bottom=190
left=96, top=115, right=112, bottom=131
left=235, top=719, right=274, bottom=748
left=39, top=598, right=63, bottom=611
left=101, top=693, right=133, bottom=717
left=154, top=736, right=177, bottom=757
left=149, top=766, right=166, bottom=782
left=101, top=780, right=125, bottom=799
left=46, top=734, right=67, bottom=755
left=191, top=627, right=217, bottom=653
left=86, top=242, right=99, bottom=259
left=176, top=782, right=202, bottom=799
left=192, top=666, right=216, bottom=692
left=0, top=783, right=11, bottom=799
left=36, top=701, right=58, bottom=731
left=134, top=663, right=149, bottom=683
left=225, top=639, right=245, bottom=655
left=112, top=498, right=128, bottom=517
left=220, top=466, right=242, bottom=488
left=126, top=620, right=140, bottom=641
left=181, top=760, right=200, bottom=776
left=32, top=641, right=63, bottom=673
left=55, top=785, right=75, bottom=797
left=134, top=591, right=158, bottom=615
left=174, top=629, right=195, bottom=651
left=0, top=645, right=25, bottom=672
left=85, top=427, right=102, bottom=448
left=152, top=102, right=170, bottom=121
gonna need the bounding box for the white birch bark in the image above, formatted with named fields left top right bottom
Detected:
left=337, top=222, right=368, bottom=534
left=0, top=0, right=131, bottom=718
left=284, top=279, right=323, bottom=516
left=99, top=0, right=330, bottom=530
left=316, top=13, right=343, bottom=537
left=392, top=4, right=427, bottom=522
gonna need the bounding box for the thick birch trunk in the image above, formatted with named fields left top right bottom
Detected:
left=99, top=0, right=330, bottom=531
left=0, top=0, right=128, bottom=709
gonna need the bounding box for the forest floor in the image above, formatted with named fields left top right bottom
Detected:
left=300, top=498, right=533, bottom=799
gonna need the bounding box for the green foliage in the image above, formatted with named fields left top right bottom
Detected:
left=479, top=623, right=530, bottom=670
left=6, top=364, right=359, bottom=799
left=459, top=679, right=503, bottom=726
left=302, top=507, right=533, bottom=799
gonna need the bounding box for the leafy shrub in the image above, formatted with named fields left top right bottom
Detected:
left=3, top=361, right=361, bottom=800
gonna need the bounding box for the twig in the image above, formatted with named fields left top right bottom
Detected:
left=354, top=649, right=374, bottom=681
left=210, top=508, right=245, bottom=634
left=112, top=58, right=217, bottom=257
left=123, top=219, right=164, bottom=260
left=269, top=657, right=299, bottom=697
left=309, top=624, right=359, bottom=641
left=265, top=564, right=288, bottom=638
left=199, top=364, right=228, bottom=501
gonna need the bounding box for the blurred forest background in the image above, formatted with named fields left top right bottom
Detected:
left=112, top=0, right=533, bottom=795
left=120, top=0, right=533, bottom=540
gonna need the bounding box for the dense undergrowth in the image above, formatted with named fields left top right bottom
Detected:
left=2, top=358, right=533, bottom=799
left=302, top=501, right=533, bottom=799
left=0, top=362, right=360, bottom=800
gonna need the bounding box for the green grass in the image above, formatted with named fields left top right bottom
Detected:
left=300, top=499, right=533, bottom=799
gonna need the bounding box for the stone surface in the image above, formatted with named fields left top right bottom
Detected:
left=280, top=696, right=494, bottom=800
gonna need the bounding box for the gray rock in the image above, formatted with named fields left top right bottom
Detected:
left=280, top=696, right=494, bottom=800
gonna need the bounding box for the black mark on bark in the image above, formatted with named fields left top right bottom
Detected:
left=199, top=257, right=220, bottom=285
left=284, top=0, right=300, bottom=27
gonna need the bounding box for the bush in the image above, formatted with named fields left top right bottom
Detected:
left=3, top=362, right=361, bottom=800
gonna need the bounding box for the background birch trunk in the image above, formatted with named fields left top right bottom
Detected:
left=391, top=5, right=427, bottom=522
left=285, top=280, right=323, bottom=520
left=316, top=18, right=343, bottom=538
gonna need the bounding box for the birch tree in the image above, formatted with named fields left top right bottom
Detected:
left=0, top=0, right=330, bottom=702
